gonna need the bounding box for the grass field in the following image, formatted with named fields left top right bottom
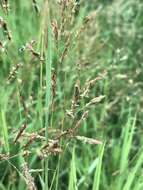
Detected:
left=0, top=0, right=143, bottom=189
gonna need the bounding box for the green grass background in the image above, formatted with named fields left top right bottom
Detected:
left=0, top=0, right=143, bottom=189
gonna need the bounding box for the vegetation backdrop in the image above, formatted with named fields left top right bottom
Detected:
left=0, top=0, right=143, bottom=190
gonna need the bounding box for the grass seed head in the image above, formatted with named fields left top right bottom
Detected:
left=22, top=162, right=37, bottom=190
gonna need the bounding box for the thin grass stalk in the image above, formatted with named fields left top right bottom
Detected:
left=43, top=0, right=53, bottom=189
left=92, top=143, right=105, bottom=190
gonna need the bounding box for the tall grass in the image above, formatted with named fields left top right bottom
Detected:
left=0, top=0, right=143, bottom=189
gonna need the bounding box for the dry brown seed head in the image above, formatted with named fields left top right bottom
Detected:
left=74, top=80, right=80, bottom=100
left=23, top=150, right=31, bottom=157
left=14, top=123, right=27, bottom=143
left=0, top=17, right=11, bottom=40
left=66, top=109, right=74, bottom=119
left=75, top=136, right=102, bottom=145
left=1, top=0, right=9, bottom=13
left=71, top=79, right=80, bottom=111
left=22, top=162, right=37, bottom=190
left=0, top=153, right=9, bottom=161
left=51, top=71, right=57, bottom=98
left=85, top=95, right=105, bottom=107
left=81, top=72, right=107, bottom=98
left=7, top=63, right=23, bottom=83
left=60, top=32, right=71, bottom=63
left=0, top=41, right=7, bottom=52
left=73, top=111, right=89, bottom=132
left=51, top=20, right=59, bottom=43
left=20, top=40, right=41, bottom=59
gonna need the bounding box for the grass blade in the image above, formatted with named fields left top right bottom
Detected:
left=0, top=110, right=9, bottom=153
left=123, top=151, right=143, bottom=190
left=92, top=143, right=105, bottom=190
left=117, top=115, right=136, bottom=190
left=68, top=147, right=77, bottom=190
